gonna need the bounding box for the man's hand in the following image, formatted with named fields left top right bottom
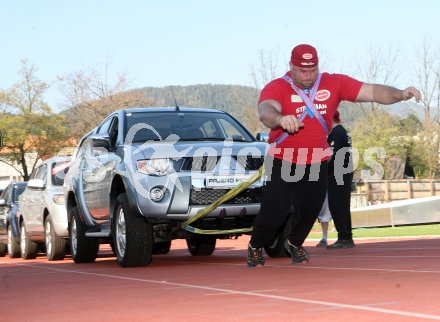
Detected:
left=258, top=99, right=304, bottom=131
left=278, top=114, right=304, bottom=133
left=402, top=86, right=421, bottom=103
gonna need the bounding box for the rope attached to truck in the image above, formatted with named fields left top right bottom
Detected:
left=180, top=166, right=264, bottom=235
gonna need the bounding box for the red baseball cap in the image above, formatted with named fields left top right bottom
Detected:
left=333, top=111, right=341, bottom=123
left=291, top=44, right=319, bottom=67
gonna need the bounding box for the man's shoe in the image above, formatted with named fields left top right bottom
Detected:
left=285, top=240, right=309, bottom=264
left=247, top=244, right=265, bottom=267
left=327, top=239, right=355, bottom=249
left=315, top=239, right=328, bottom=248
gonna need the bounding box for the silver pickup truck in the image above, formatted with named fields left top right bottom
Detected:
left=64, top=107, right=268, bottom=267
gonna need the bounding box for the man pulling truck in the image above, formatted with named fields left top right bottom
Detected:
left=247, top=43, right=421, bottom=267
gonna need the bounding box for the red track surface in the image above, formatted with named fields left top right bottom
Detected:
left=1, top=236, right=440, bottom=321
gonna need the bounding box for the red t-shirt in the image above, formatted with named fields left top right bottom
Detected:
left=259, top=72, right=363, bottom=164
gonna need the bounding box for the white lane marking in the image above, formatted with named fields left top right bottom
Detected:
left=320, top=255, right=440, bottom=258
left=323, top=247, right=440, bottom=253
left=153, top=259, right=440, bottom=274
left=329, top=247, right=440, bottom=251
left=163, top=283, right=233, bottom=291
left=306, top=301, right=400, bottom=312
left=206, top=289, right=280, bottom=296
left=286, top=265, right=440, bottom=274
left=10, top=263, right=440, bottom=321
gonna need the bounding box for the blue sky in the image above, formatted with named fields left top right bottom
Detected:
left=1, top=0, right=438, bottom=109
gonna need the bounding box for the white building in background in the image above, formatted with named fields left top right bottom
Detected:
left=0, top=152, right=40, bottom=189
left=0, top=162, right=23, bottom=188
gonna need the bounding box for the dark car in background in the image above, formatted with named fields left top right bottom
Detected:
left=65, top=107, right=268, bottom=267
left=0, top=181, right=27, bottom=258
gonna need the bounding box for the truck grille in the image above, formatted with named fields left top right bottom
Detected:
left=182, top=156, right=220, bottom=171
left=190, top=188, right=262, bottom=205
left=190, top=216, right=255, bottom=231
left=238, top=156, right=264, bottom=170
left=181, top=156, right=264, bottom=172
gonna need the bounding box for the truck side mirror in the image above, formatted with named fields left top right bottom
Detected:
left=256, top=132, right=269, bottom=142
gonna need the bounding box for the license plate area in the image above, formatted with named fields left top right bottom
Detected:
left=205, top=174, right=262, bottom=188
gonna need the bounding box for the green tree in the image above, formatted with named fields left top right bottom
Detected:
left=350, top=109, right=408, bottom=179
left=394, top=114, right=428, bottom=177
left=405, top=140, right=430, bottom=178
left=399, top=113, right=423, bottom=135
left=410, top=123, right=440, bottom=178
left=0, top=60, right=69, bottom=180
left=411, top=40, right=440, bottom=177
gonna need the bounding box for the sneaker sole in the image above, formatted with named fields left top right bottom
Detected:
left=247, top=263, right=265, bottom=268
left=285, top=241, right=309, bottom=264
left=327, top=244, right=355, bottom=249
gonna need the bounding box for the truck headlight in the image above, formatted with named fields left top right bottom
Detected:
left=137, top=159, right=173, bottom=176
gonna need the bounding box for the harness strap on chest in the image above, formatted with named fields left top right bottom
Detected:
left=275, top=74, right=328, bottom=144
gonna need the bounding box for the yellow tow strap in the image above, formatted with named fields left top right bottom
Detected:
left=181, top=166, right=264, bottom=235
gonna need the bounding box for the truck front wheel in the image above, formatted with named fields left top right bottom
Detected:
left=113, top=193, right=153, bottom=267
left=186, top=235, right=216, bottom=256
left=69, top=206, right=99, bottom=263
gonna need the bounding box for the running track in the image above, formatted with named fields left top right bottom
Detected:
left=1, top=236, right=440, bottom=321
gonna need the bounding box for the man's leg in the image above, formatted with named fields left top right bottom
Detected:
left=248, top=158, right=295, bottom=266
left=250, top=158, right=295, bottom=248
left=316, top=221, right=329, bottom=247
left=285, top=162, right=327, bottom=263
left=316, top=192, right=331, bottom=248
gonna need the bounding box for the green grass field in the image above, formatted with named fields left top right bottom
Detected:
left=307, top=223, right=440, bottom=239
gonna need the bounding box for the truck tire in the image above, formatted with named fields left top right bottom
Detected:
left=186, top=235, right=216, bottom=256
left=7, top=225, right=20, bottom=258
left=45, top=214, right=67, bottom=261
left=153, top=241, right=172, bottom=255
left=70, top=206, right=99, bottom=263
left=20, top=222, right=38, bottom=259
left=0, top=243, right=6, bottom=257
left=113, top=193, right=153, bottom=267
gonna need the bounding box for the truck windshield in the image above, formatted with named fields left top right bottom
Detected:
left=124, top=111, right=254, bottom=143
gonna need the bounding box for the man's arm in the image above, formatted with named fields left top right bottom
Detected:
left=356, top=83, right=421, bottom=104
left=258, top=99, right=304, bottom=132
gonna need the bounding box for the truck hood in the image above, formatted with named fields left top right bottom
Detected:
left=125, top=141, right=269, bottom=160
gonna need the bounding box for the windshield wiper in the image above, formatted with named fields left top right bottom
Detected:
left=130, top=139, right=162, bottom=143
left=178, top=137, right=226, bottom=141
left=230, top=138, right=251, bottom=142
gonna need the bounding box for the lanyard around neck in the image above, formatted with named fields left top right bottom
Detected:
left=274, top=73, right=328, bottom=144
